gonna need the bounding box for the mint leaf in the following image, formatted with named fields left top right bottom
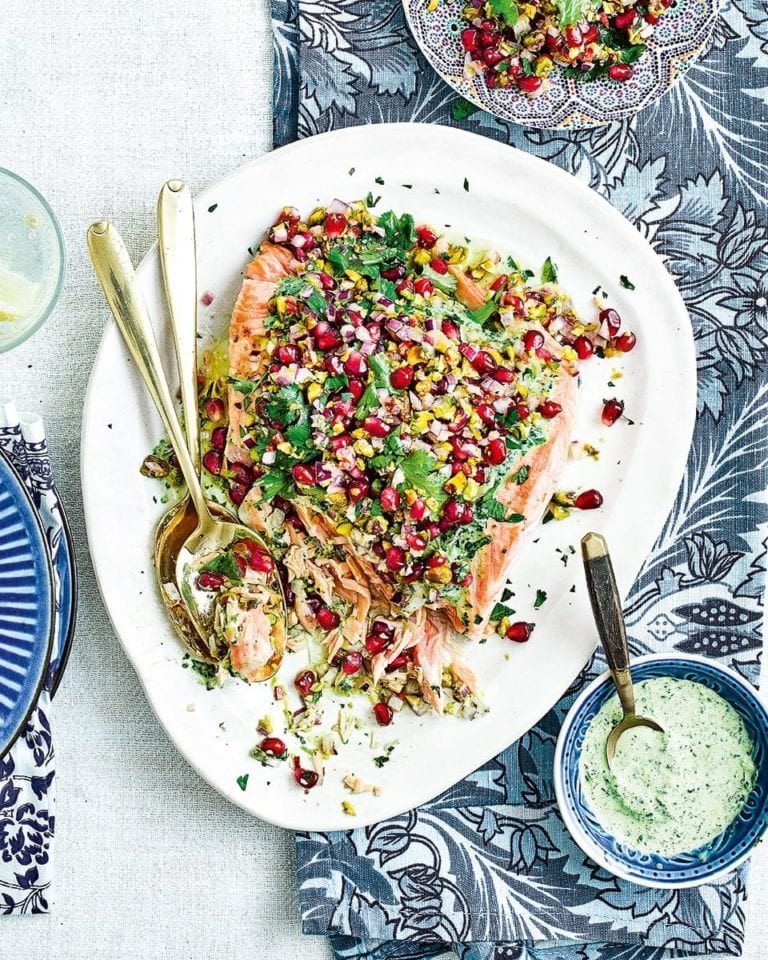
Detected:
left=490, top=602, right=516, bottom=621
left=534, top=588, right=547, bottom=609
left=512, top=465, right=529, bottom=485
left=201, top=551, right=242, bottom=583
left=236, top=773, right=249, bottom=791
left=489, top=0, right=519, bottom=25
left=541, top=256, right=558, bottom=283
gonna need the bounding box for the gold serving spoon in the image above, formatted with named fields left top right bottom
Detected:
left=87, top=218, right=287, bottom=681
left=581, top=532, right=663, bottom=767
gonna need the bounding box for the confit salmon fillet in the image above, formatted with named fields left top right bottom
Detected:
left=217, top=201, right=598, bottom=715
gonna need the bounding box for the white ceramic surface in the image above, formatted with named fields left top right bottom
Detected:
left=81, top=123, right=696, bottom=831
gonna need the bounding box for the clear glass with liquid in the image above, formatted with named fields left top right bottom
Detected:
left=0, top=169, right=64, bottom=353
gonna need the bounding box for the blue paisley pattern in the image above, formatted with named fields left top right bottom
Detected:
left=0, top=416, right=56, bottom=914
left=271, top=3, right=768, bottom=956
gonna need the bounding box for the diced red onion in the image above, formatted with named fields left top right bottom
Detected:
left=328, top=198, right=351, bottom=215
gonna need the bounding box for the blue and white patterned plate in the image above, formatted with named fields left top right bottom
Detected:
left=555, top=654, right=768, bottom=888
left=403, top=0, right=720, bottom=128
left=0, top=448, right=54, bottom=757
left=48, top=482, right=76, bottom=697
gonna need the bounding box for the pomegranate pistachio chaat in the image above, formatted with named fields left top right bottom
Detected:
left=145, top=198, right=636, bottom=791
left=454, top=0, right=674, bottom=94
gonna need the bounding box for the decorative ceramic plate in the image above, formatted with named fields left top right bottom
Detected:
left=0, top=448, right=54, bottom=756
left=403, top=0, right=720, bottom=128
left=48, top=486, right=77, bottom=697
left=555, top=654, right=768, bottom=888
left=81, top=124, right=695, bottom=830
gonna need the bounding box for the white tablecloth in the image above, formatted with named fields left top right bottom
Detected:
left=0, top=3, right=765, bottom=958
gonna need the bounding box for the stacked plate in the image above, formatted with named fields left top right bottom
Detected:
left=0, top=444, right=76, bottom=757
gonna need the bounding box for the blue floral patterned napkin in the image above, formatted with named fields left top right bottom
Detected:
left=271, top=4, right=768, bottom=956
left=0, top=401, right=56, bottom=914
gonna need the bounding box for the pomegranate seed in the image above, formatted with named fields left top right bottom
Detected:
left=430, top=258, right=449, bottom=275
left=380, top=486, right=401, bottom=512
left=198, top=572, right=224, bottom=589
left=410, top=499, right=427, bottom=520
left=539, top=400, right=562, bottom=419
left=381, top=264, right=405, bottom=280
left=477, top=403, right=496, bottom=425
left=344, top=352, right=368, bottom=377
left=314, top=328, right=340, bottom=352
left=523, top=329, right=544, bottom=353
left=490, top=274, right=508, bottom=292
left=615, top=331, right=637, bottom=352
left=574, top=489, right=604, bottom=510
left=602, top=398, right=625, bottom=426
left=203, top=398, right=226, bottom=422
left=210, top=426, right=227, bottom=451
left=250, top=550, right=276, bottom=575
left=573, top=336, right=593, bottom=360
left=425, top=522, right=441, bottom=541
left=461, top=27, right=480, bottom=51
left=518, top=75, right=543, bottom=94
left=233, top=556, right=247, bottom=578
left=506, top=621, right=532, bottom=642
left=474, top=466, right=486, bottom=483
left=416, top=225, right=438, bottom=248
left=203, top=450, right=222, bottom=475
left=471, top=351, right=496, bottom=375
left=450, top=437, right=469, bottom=462
left=386, top=653, right=410, bottom=671
left=486, top=438, right=507, bottom=465
left=348, top=477, right=370, bottom=502
left=295, top=670, right=317, bottom=698
left=324, top=212, right=347, bottom=238
left=614, top=9, right=637, bottom=28
left=348, top=379, right=365, bottom=402
left=493, top=367, right=516, bottom=384
left=230, top=483, right=248, bottom=506
left=316, top=606, right=340, bottom=631
left=340, top=650, right=363, bottom=675
left=318, top=271, right=335, bottom=290
left=371, top=620, right=394, bottom=638
left=292, top=464, right=315, bottom=485
left=374, top=702, right=394, bottom=726
left=365, top=632, right=390, bottom=654
left=330, top=434, right=350, bottom=452
left=406, top=532, right=427, bottom=552
left=395, top=278, right=414, bottom=295
left=608, top=63, right=633, bottom=82
left=516, top=402, right=530, bottom=421
left=462, top=505, right=474, bottom=525
left=363, top=416, right=390, bottom=438
left=599, top=308, right=622, bottom=336
left=292, top=758, right=319, bottom=789
left=483, top=47, right=505, bottom=66
left=565, top=25, right=583, bottom=45
left=386, top=546, right=406, bottom=571
left=414, top=277, right=434, bottom=297
left=277, top=344, right=300, bottom=364
left=230, top=462, right=252, bottom=487
left=442, top=319, right=460, bottom=340
left=390, top=365, right=414, bottom=390
left=645, top=12, right=659, bottom=22
left=583, top=24, right=599, bottom=42
left=443, top=500, right=466, bottom=524
left=260, top=737, right=287, bottom=758
left=503, top=293, right=525, bottom=311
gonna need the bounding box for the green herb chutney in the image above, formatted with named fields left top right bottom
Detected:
left=580, top=677, right=756, bottom=856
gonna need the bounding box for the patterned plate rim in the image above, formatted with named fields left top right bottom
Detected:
left=49, top=482, right=77, bottom=698
left=402, top=0, right=720, bottom=129
left=0, top=447, right=55, bottom=757
left=553, top=653, right=768, bottom=888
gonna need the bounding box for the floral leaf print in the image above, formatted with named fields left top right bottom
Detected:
left=683, top=532, right=744, bottom=583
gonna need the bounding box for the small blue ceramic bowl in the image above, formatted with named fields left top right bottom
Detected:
left=554, top=654, right=768, bottom=888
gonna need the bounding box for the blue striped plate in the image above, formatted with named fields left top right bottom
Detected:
left=0, top=449, right=54, bottom=756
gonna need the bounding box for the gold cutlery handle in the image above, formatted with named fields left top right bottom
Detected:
left=158, top=180, right=200, bottom=470
left=87, top=220, right=210, bottom=525
left=581, top=532, right=636, bottom=718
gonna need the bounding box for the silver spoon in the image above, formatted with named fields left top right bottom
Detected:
left=581, top=532, right=663, bottom=767
left=87, top=219, right=287, bottom=681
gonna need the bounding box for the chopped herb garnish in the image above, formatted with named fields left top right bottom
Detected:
left=463, top=177, right=470, bottom=192
left=541, top=257, right=558, bottom=283
left=619, top=274, right=636, bottom=290
left=491, top=602, right=516, bottom=621
left=236, top=773, right=249, bottom=791
left=207, top=203, right=218, bottom=213
left=534, top=589, right=547, bottom=609
left=451, top=97, right=480, bottom=121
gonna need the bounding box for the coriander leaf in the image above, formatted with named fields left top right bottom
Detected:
left=620, top=44, right=647, bottom=64
left=285, top=406, right=312, bottom=450
left=506, top=255, right=520, bottom=271
left=489, top=0, right=519, bottom=25
left=264, top=384, right=304, bottom=425
left=354, top=384, right=379, bottom=419
left=477, top=496, right=508, bottom=521
left=324, top=373, right=348, bottom=393
left=328, top=247, right=350, bottom=274
left=201, top=551, right=242, bottom=583
left=619, top=274, right=636, bottom=289
left=385, top=427, right=404, bottom=457
left=399, top=450, right=448, bottom=503
left=236, top=773, right=249, bottom=791
left=490, top=602, right=516, bottom=621
left=369, top=353, right=392, bottom=388
left=451, top=97, right=479, bottom=121
left=470, top=300, right=498, bottom=324
left=534, top=588, right=547, bottom=609
left=373, top=755, right=390, bottom=768
left=555, top=0, right=589, bottom=26
left=541, top=256, right=558, bottom=283
left=257, top=468, right=292, bottom=502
